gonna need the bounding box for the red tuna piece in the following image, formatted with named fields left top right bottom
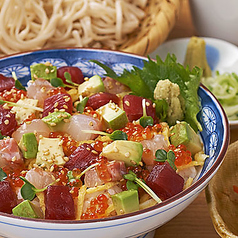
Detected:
left=146, top=161, right=184, bottom=201
left=0, top=105, right=17, bottom=136
left=64, top=143, right=98, bottom=171
left=0, top=74, right=15, bottom=92
left=86, top=92, right=120, bottom=110
left=123, top=95, right=157, bottom=122
left=0, top=181, right=17, bottom=214
left=57, top=66, right=84, bottom=85
left=42, top=93, right=73, bottom=117
left=44, top=185, right=75, bottom=220
left=0, top=138, right=24, bottom=171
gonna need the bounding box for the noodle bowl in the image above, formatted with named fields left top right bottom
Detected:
left=0, top=0, right=148, bottom=56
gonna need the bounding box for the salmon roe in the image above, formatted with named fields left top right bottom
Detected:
left=49, top=132, right=79, bottom=156
left=96, top=157, right=112, bottom=182
left=83, top=106, right=101, bottom=120
left=81, top=194, right=109, bottom=219
left=121, top=123, right=162, bottom=142
left=169, top=144, right=192, bottom=166
left=4, top=168, right=25, bottom=190
left=0, top=87, right=27, bottom=103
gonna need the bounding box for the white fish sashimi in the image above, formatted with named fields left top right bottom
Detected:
left=12, top=119, right=51, bottom=143
left=25, top=168, right=54, bottom=189
left=27, top=78, right=54, bottom=107
left=0, top=138, right=24, bottom=170
left=141, top=134, right=169, bottom=166
left=61, top=114, right=102, bottom=141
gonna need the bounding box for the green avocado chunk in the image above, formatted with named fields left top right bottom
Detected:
left=96, top=102, right=128, bottom=130
left=78, top=75, right=105, bottom=96
left=19, top=133, right=38, bottom=159
left=101, top=140, right=143, bottom=166
left=42, top=111, right=71, bottom=127
left=111, top=190, right=139, bottom=215
left=30, top=63, right=57, bottom=81
left=12, top=200, right=43, bottom=218
left=170, top=121, right=203, bottom=156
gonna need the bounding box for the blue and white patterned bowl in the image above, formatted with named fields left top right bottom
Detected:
left=0, top=48, right=229, bottom=238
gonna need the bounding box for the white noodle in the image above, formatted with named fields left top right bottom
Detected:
left=0, top=0, right=148, bottom=55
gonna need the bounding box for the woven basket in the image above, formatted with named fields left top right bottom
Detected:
left=119, top=0, right=181, bottom=56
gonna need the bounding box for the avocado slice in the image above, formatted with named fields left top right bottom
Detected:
left=111, top=190, right=139, bottom=215
left=42, top=111, right=71, bottom=127
left=19, top=133, right=38, bottom=159
left=101, top=140, right=143, bottom=166
left=170, top=121, right=203, bottom=155
left=78, top=75, right=105, bottom=96
left=30, top=63, right=57, bottom=81
left=12, top=200, right=43, bottom=218
left=96, top=102, right=128, bottom=130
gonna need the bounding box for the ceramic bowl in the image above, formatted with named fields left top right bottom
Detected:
left=0, top=48, right=230, bottom=238
left=150, top=37, right=238, bottom=128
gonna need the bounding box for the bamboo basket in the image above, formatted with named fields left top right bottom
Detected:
left=119, top=0, right=181, bottom=56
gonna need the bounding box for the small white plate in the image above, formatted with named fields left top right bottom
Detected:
left=149, top=37, right=238, bottom=128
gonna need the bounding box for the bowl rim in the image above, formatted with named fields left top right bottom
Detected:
left=0, top=47, right=230, bottom=224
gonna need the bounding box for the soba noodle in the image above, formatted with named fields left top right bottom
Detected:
left=0, top=0, right=148, bottom=56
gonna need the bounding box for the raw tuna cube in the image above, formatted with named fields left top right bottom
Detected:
left=42, top=93, right=73, bottom=117
left=123, top=95, right=157, bottom=122
left=44, top=185, right=75, bottom=220
left=0, top=74, right=15, bottom=92
left=146, top=161, right=184, bottom=201
left=0, top=181, right=17, bottom=214
left=64, top=143, right=98, bottom=171
left=86, top=92, right=120, bottom=110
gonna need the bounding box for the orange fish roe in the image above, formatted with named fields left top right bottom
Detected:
left=93, top=140, right=104, bottom=152
left=168, top=144, right=192, bottom=167
left=0, top=87, right=27, bottom=103
left=81, top=194, right=109, bottom=219
left=53, top=166, right=68, bottom=186
left=49, top=132, right=79, bottom=156
left=47, top=87, right=67, bottom=97
left=4, top=168, right=25, bottom=190
left=121, top=123, right=162, bottom=142
left=83, top=106, right=101, bottom=120
left=96, top=157, right=112, bottom=182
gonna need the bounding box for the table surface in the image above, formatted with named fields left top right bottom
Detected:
left=155, top=0, right=236, bottom=237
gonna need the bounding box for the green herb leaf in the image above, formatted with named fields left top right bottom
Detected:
left=155, top=149, right=168, bottom=162
left=139, top=98, right=154, bottom=127
left=0, top=168, right=7, bottom=181
left=139, top=116, right=153, bottom=128
left=12, top=72, right=26, bottom=91
left=76, top=97, right=89, bottom=113
left=20, top=176, right=37, bottom=201
left=81, top=129, right=128, bottom=141
left=126, top=180, right=139, bottom=190
left=50, top=77, right=66, bottom=88
left=124, top=172, right=136, bottom=181
left=64, top=72, right=79, bottom=86
left=155, top=149, right=177, bottom=170
left=109, top=130, right=128, bottom=141
left=166, top=150, right=176, bottom=170
left=123, top=171, right=162, bottom=203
